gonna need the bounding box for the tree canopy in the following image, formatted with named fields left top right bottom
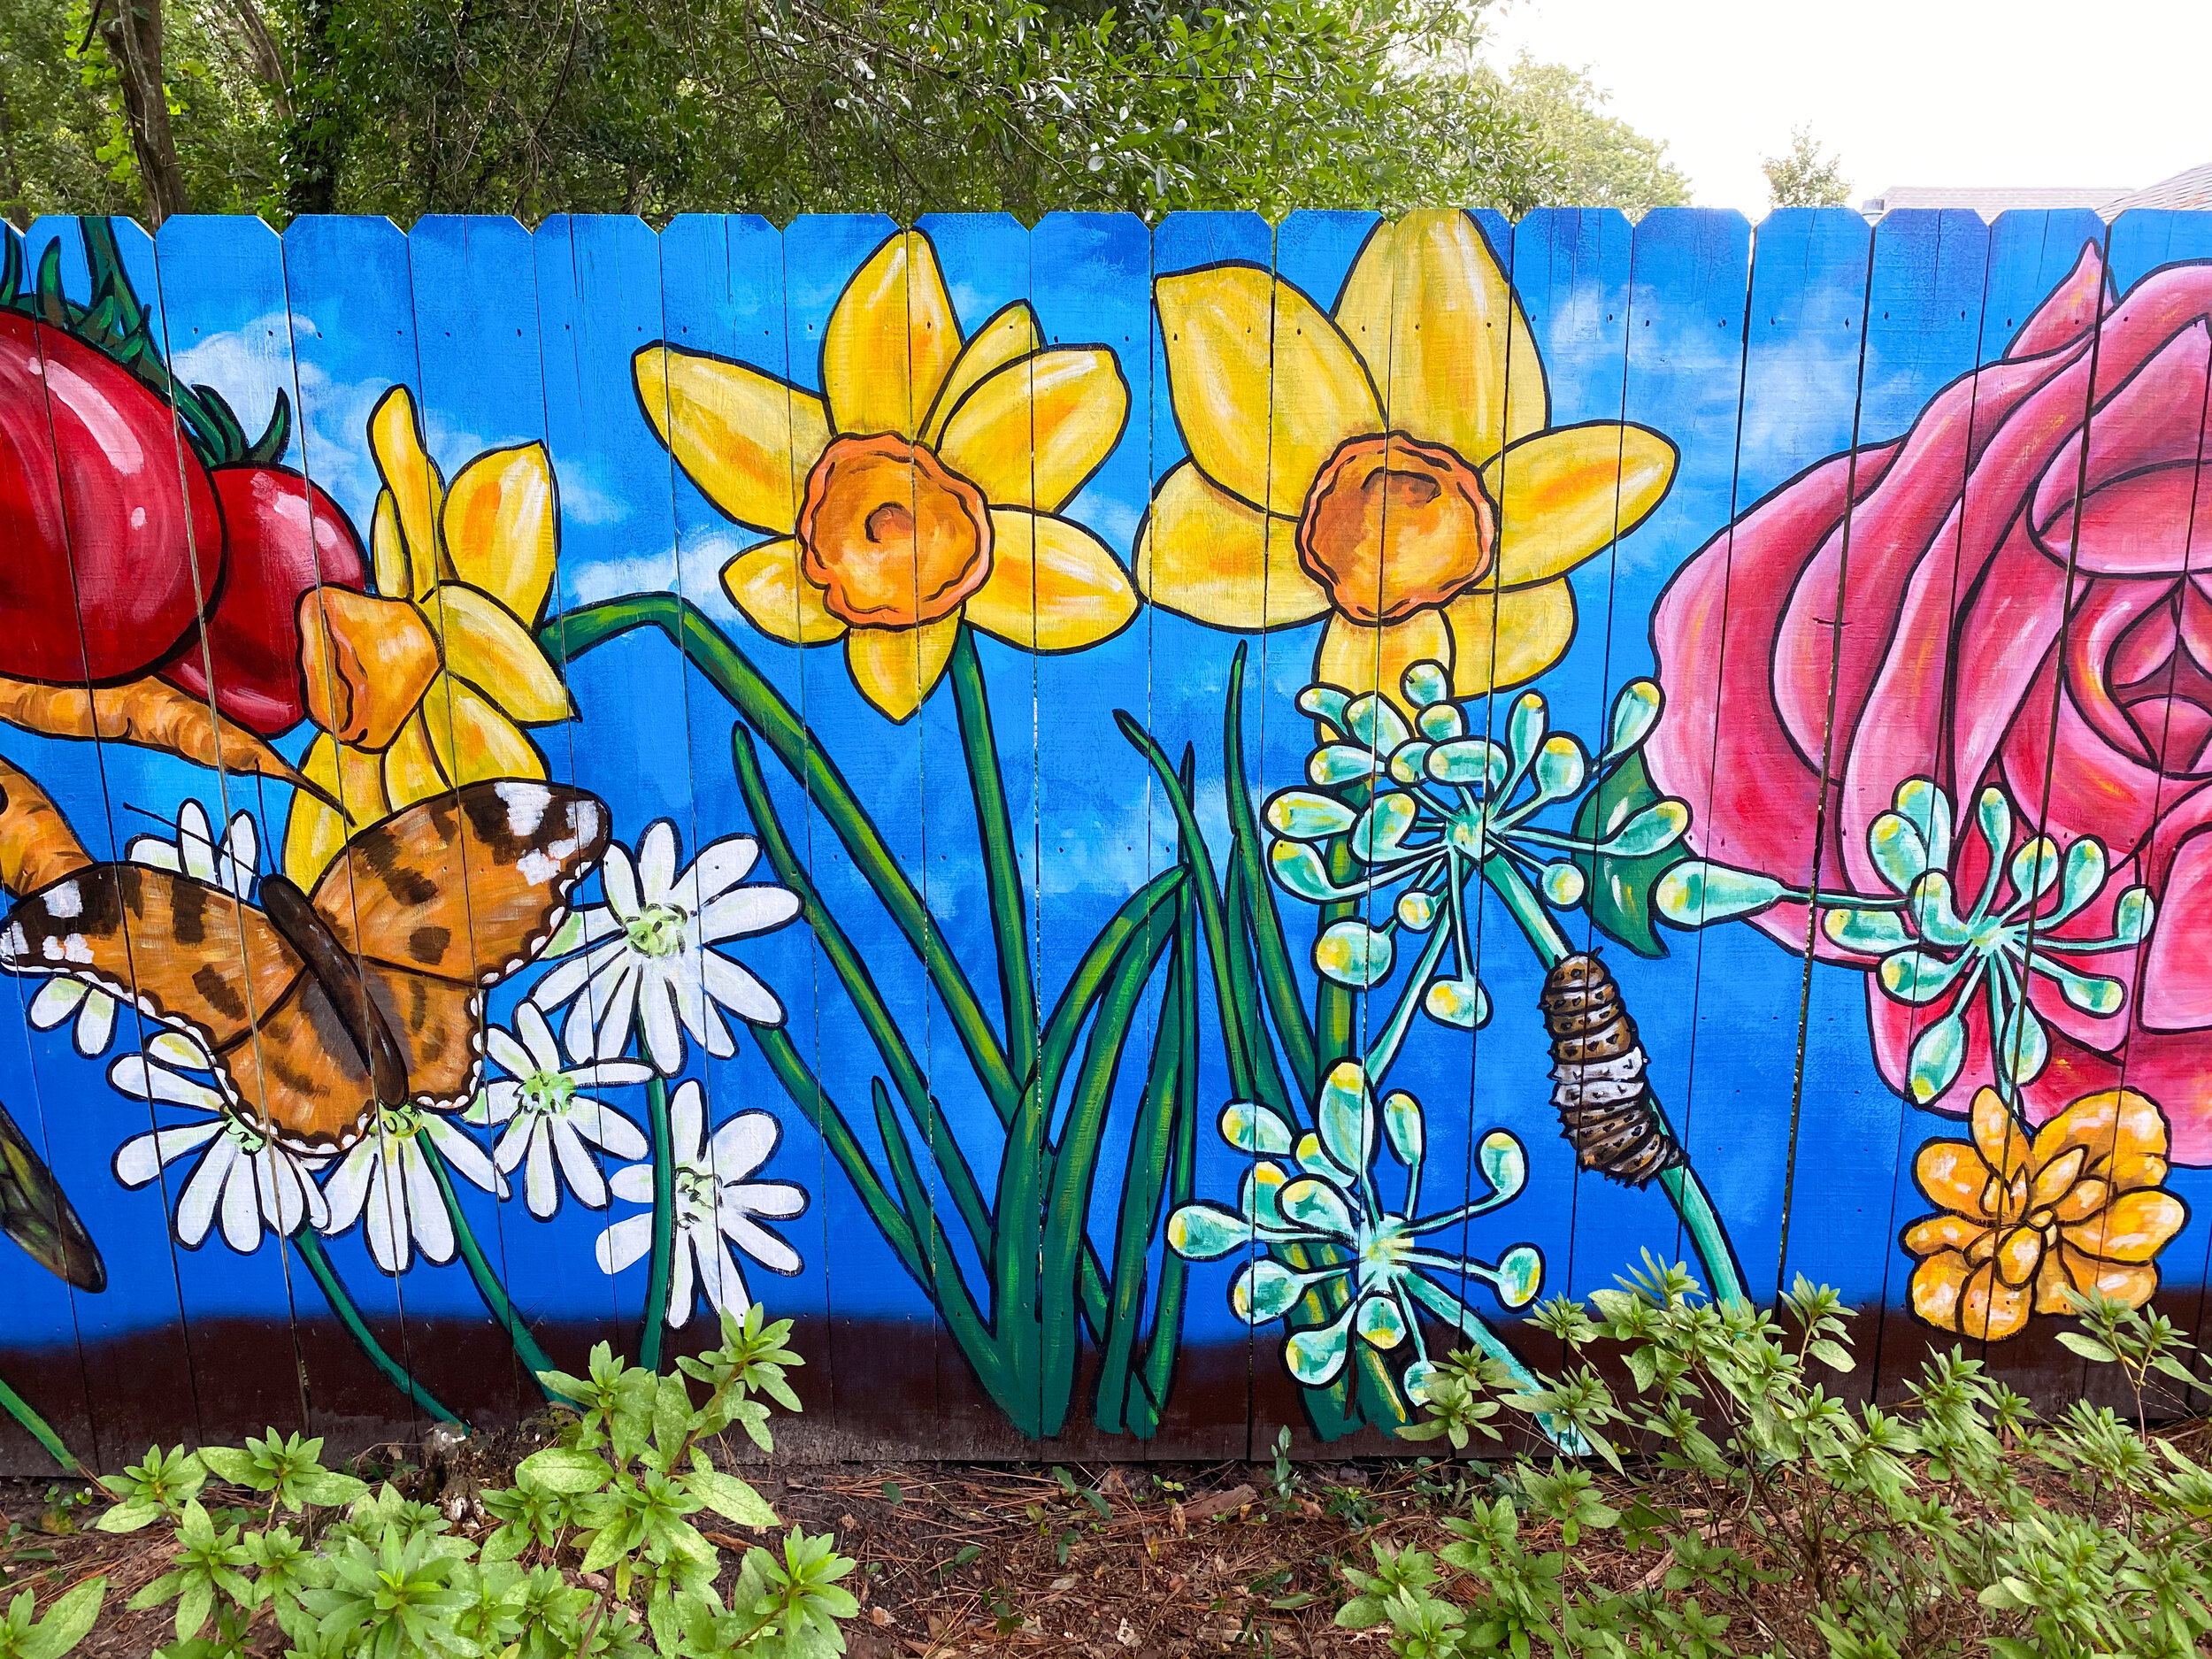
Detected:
left=2, top=0, right=1695, bottom=227
left=1761, top=125, right=1850, bottom=210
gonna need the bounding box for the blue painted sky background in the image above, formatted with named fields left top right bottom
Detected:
left=7, top=207, right=2212, bottom=1440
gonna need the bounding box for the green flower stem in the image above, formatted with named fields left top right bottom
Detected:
left=1313, top=842, right=1363, bottom=1075
left=751, top=1026, right=926, bottom=1286
left=949, top=627, right=1039, bottom=1085
left=1122, top=710, right=1399, bottom=1436
left=0, top=1368, right=87, bottom=1475
left=867, top=1079, right=1012, bottom=1409
left=541, top=595, right=1019, bottom=1120
left=292, top=1232, right=462, bottom=1427
left=1115, top=712, right=1255, bottom=1099
left=1096, top=918, right=1190, bottom=1435
left=1223, top=861, right=1292, bottom=1116
left=1038, top=901, right=1180, bottom=1432
left=1479, top=854, right=1750, bottom=1309
left=638, top=1062, right=676, bottom=1374
left=1139, top=887, right=1202, bottom=1419
left=1363, top=921, right=1452, bottom=1087
left=732, top=723, right=1123, bottom=1339
left=1223, top=642, right=1317, bottom=1100
left=732, top=726, right=995, bottom=1275
left=1007, top=865, right=1187, bottom=1408
left=1401, top=1275, right=1591, bottom=1456
left=1654, top=1164, right=1748, bottom=1309
left=420, top=1142, right=569, bottom=1403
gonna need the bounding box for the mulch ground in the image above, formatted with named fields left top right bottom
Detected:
left=2, top=1446, right=1505, bottom=1656
left=6, top=1422, right=2200, bottom=1655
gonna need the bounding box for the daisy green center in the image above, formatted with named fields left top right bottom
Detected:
left=673, top=1164, right=718, bottom=1228
left=518, top=1070, right=578, bottom=1118
left=375, top=1102, right=423, bottom=1141
left=625, top=902, right=691, bottom=959
left=222, top=1115, right=271, bottom=1156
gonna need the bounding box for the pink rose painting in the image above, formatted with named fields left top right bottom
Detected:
left=1646, top=243, right=2212, bottom=1161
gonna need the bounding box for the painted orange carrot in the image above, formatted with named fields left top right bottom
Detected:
left=0, top=675, right=334, bottom=806
left=0, top=757, right=89, bottom=896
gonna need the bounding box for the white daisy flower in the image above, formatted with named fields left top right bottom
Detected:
left=465, top=1002, right=650, bottom=1218
left=319, top=1102, right=505, bottom=1276
left=127, top=799, right=258, bottom=895
left=529, top=822, right=800, bottom=1077
left=110, top=1032, right=331, bottom=1253
left=30, top=803, right=258, bottom=1059
left=594, top=1079, right=807, bottom=1325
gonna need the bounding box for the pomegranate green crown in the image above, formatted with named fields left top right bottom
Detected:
left=1, top=216, right=288, bottom=471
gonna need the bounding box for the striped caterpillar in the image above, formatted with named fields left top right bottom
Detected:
left=1539, top=951, right=1685, bottom=1187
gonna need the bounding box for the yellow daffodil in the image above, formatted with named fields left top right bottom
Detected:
left=1139, top=210, right=1678, bottom=709
left=283, top=386, right=572, bottom=884
left=634, top=229, right=1139, bottom=723
left=1903, top=1087, right=2187, bottom=1341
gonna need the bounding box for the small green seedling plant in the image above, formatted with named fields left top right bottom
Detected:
left=98, top=1308, right=857, bottom=1658
left=1342, top=1257, right=2212, bottom=1659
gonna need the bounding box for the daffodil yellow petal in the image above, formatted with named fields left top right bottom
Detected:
left=721, top=539, right=847, bottom=646
left=442, top=443, right=557, bottom=624
left=369, top=387, right=445, bottom=595
left=939, top=348, right=1129, bottom=512
left=430, top=584, right=573, bottom=724
left=925, top=301, right=1041, bottom=447
left=1133, top=459, right=1325, bottom=630
left=637, top=345, right=827, bottom=536
left=1443, top=581, right=1577, bottom=694
left=1156, top=265, right=1379, bottom=517
left=844, top=616, right=958, bottom=724
left=422, top=675, right=547, bottom=788
left=966, top=509, right=1137, bottom=653
left=1314, top=611, right=1452, bottom=707
left=1335, top=211, right=1540, bottom=465
left=283, top=733, right=375, bottom=887
left=383, top=705, right=450, bottom=811
left=371, top=491, right=409, bottom=598
left=1483, top=424, right=1678, bottom=588
left=283, top=796, right=348, bottom=891
left=824, top=230, right=958, bottom=439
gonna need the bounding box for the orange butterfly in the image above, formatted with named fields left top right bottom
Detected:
left=0, top=780, right=610, bottom=1152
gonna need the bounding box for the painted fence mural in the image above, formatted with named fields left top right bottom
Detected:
left=0, top=204, right=2207, bottom=1471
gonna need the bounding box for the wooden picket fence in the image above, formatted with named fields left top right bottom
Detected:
left=0, top=205, right=2205, bottom=1471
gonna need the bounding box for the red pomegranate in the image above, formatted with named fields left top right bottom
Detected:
left=0, top=310, right=221, bottom=684
left=162, top=466, right=368, bottom=735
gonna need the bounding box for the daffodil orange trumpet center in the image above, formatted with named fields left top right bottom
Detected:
left=1295, top=431, right=1498, bottom=625
left=796, top=433, right=994, bottom=629
left=296, top=587, right=441, bottom=751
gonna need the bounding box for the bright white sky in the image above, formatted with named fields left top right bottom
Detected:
left=1483, top=0, right=2212, bottom=211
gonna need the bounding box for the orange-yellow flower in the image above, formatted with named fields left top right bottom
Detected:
left=634, top=230, right=1139, bottom=723
left=1138, top=211, right=1677, bottom=709
left=1903, top=1087, right=2187, bottom=1341
left=284, top=386, right=571, bottom=885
